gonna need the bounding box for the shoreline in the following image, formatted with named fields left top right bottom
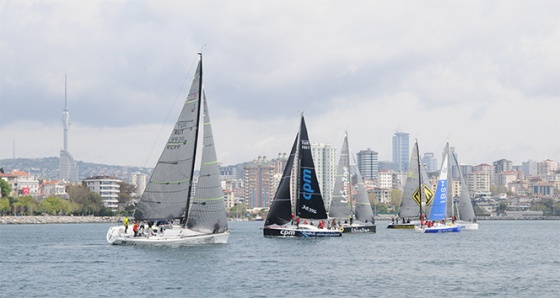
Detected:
left=1, top=215, right=558, bottom=225
left=0, top=215, right=118, bottom=225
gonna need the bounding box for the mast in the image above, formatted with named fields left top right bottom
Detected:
left=416, top=140, right=424, bottom=218
left=295, top=114, right=303, bottom=217
left=182, top=53, right=204, bottom=226
left=445, top=141, right=452, bottom=219
left=345, top=132, right=353, bottom=216
left=62, top=75, right=70, bottom=152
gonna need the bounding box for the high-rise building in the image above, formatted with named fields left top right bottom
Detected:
left=59, top=75, right=78, bottom=182
left=422, top=152, right=438, bottom=173
left=392, top=132, right=409, bottom=172
left=130, top=172, right=147, bottom=197
left=356, top=148, right=378, bottom=180
left=243, top=156, right=276, bottom=208
left=311, top=143, right=337, bottom=209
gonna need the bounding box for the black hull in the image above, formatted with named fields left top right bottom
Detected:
left=263, top=227, right=342, bottom=238
left=341, top=224, right=376, bottom=233
left=387, top=223, right=415, bottom=229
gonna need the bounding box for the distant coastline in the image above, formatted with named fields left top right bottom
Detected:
left=1, top=215, right=558, bottom=225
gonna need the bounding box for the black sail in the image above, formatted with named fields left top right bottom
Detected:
left=264, top=135, right=297, bottom=226
left=296, top=116, right=328, bottom=220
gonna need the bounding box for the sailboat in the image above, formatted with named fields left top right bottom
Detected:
left=388, top=140, right=434, bottom=229
left=106, top=54, right=229, bottom=245
left=415, top=142, right=460, bottom=233
left=263, top=115, right=342, bottom=238
left=328, top=133, right=376, bottom=233
left=451, top=148, right=479, bottom=230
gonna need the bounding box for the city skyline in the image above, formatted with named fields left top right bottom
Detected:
left=1, top=1, right=559, bottom=168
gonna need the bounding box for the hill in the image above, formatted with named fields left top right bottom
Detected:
left=0, top=157, right=152, bottom=181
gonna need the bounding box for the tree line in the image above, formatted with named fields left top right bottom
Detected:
left=0, top=181, right=136, bottom=216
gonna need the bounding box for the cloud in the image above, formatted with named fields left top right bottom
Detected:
left=1, top=0, right=559, bottom=168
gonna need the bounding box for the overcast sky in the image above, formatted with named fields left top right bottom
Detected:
left=1, top=0, right=559, bottom=169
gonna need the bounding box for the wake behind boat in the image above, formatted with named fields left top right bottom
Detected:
left=263, top=115, right=341, bottom=238
left=106, top=54, right=229, bottom=246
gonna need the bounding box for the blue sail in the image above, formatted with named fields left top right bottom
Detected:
left=429, top=153, right=449, bottom=221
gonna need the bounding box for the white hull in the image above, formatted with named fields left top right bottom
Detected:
left=457, top=221, right=479, bottom=230
left=414, top=223, right=461, bottom=233
left=106, top=225, right=229, bottom=246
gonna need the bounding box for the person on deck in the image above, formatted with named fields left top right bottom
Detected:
left=132, top=221, right=139, bottom=237
left=213, top=220, right=221, bottom=233
left=123, top=216, right=129, bottom=233
left=296, top=217, right=301, bottom=228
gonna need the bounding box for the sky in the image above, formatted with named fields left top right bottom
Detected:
left=1, top=0, right=559, bottom=168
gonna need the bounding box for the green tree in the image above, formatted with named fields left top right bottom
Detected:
left=228, top=203, right=247, bottom=219
left=0, top=179, right=11, bottom=198
left=0, top=197, right=10, bottom=215
left=39, top=196, right=73, bottom=215
left=67, top=185, right=105, bottom=215
left=118, top=181, right=136, bottom=206
left=13, top=196, right=39, bottom=215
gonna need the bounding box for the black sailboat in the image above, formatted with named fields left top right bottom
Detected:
left=263, top=115, right=342, bottom=237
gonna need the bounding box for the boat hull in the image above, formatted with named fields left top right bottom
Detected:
left=387, top=223, right=415, bottom=229
left=263, top=226, right=342, bottom=238
left=457, top=221, right=479, bottom=230
left=414, top=224, right=461, bottom=233
left=340, top=224, right=376, bottom=233
left=106, top=225, right=229, bottom=246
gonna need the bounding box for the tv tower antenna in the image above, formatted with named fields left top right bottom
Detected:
left=62, top=75, right=71, bottom=151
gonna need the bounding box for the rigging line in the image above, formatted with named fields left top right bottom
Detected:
left=142, top=55, right=199, bottom=168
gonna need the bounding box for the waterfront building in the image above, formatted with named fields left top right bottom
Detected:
left=356, top=148, right=378, bottom=180
left=0, top=170, right=39, bottom=198
left=466, top=170, right=491, bottom=198
left=392, top=132, right=409, bottom=173
left=311, top=143, right=336, bottom=209
left=41, top=179, right=68, bottom=199
left=83, top=176, right=121, bottom=212
left=243, top=156, right=276, bottom=208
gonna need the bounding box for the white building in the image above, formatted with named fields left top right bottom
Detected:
left=311, top=143, right=337, bottom=209
left=41, top=180, right=68, bottom=199
left=84, top=176, right=121, bottom=212
left=130, top=172, right=147, bottom=197
left=0, top=170, right=39, bottom=197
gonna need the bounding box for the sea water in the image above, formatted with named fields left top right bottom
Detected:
left=1, top=220, right=558, bottom=297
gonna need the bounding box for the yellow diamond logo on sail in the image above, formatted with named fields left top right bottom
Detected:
left=413, top=185, right=435, bottom=206
left=412, top=187, right=422, bottom=206
left=424, top=185, right=434, bottom=206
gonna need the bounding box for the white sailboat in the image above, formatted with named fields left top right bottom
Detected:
left=451, top=148, right=479, bottom=230
left=415, top=142, right=461, bottom=233
left=388, top=140, right=434, bottom=229
left=328, top=133, right=376, bottom=233
left=106, top=54, right=229, bottom=245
